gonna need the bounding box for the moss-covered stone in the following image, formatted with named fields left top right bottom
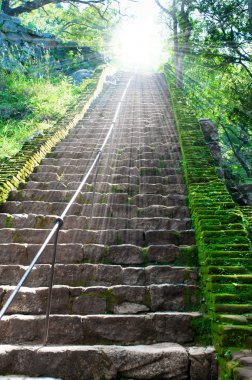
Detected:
left=164, top=68, right=252, bottom=378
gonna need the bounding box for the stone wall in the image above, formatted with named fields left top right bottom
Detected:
left=0, top=12, right=101, bottom=72
left=164, top=66, right=252, bottom=380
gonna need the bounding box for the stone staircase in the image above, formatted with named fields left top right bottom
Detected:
left=0, top=73, right=217, bottom=379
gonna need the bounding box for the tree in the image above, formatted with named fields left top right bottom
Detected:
left=1, top=0, right=105, bottom=16
left=195, top=0, right=252, bottom=77
left=155, top=0, right=194, bottom=86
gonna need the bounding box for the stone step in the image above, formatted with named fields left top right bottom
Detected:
left=0, top=228, right=195, bottom=246
left=0, top=213, right=192, bottom=231
left=34, top=165, right=183, bottom=179
left=51, top=149, right=181, bottom=160
left=0, top=312, right=202, bottom=345
left=23, top=181, right=187, bottom=196
left=53, top=142, right=181, bottom=152
left=42, top=157, right=180, bottom=169
left=8, top=190, right=187, bottom=206
left=0, top=264, right=198, bottom=287
left=1, top=283, right=200, bottom=315
left=26, top=178, right=186, bottom=193
left=46, top=151, right=179, bottom=161
left=66, top=126, right=178, bottom=135
left=55, top=139, right=180, bottom=148
left=0, top=344, right=217, bottom=380
left=2, top=201, right=136, bottom=217
left=2, top=201, right=189, bottom=218
left=0, top=243, right=197, bottom=266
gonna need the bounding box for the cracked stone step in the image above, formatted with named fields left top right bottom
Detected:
left=8, top=190, right=188, bottom=207
left=0, top=264, right=198, bottom=287
left=34, top=165, right=183, bottom=180
left=0, top=283, right=200, bottom=315
left=0, top=228, right=145, bottom=245
left=51, top=149, right=181, bottom=160
left=138, top=205, right=190, bottom=218
left=0, top=213, right=192, bottom=231
left=0, top=312, right=202, bottom=345
left=46, top=150, right=180, bottom=160
left=0, top=228, right=195, bottom=246
left=132, top=194, right=187, bottom=206
left=1, top=202, right=138, bottom=218
left=2, top=201, right=189, bottom=218
left=41, top=158, right=180, bottom=169
left=34, top=165, right=141, bottom=176
left=8, top=190, right=130, bottom=204
left=0, top=344, right=217, bottom=380
left=24, top=181, right=187, bottom=195
left=53, top=142, right=181, bottom=152
left=0, top=243, right=197, bottom=266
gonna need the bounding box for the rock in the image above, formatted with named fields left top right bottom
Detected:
left=188, top=346, right=218, bottom=380
left=72, top=294, right=106, bottom=314
left=199, top=119, right=222, bottom=166
left=119, top=343, right=189, bottom=379
left=237, top=183, right=252, bottom=205
left=234, top=367, right=252, bottom=380
left=0, top=343, right=201, bottom=380
left=71, top=69, right=93, bottom=85
left=114, top=302, right=149, bottom=314
left=107, top=245, right=143, bottom=265
left=1, top=20, right=19, bottom=33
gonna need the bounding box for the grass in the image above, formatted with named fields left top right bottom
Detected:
left=0, top=70, right=95, bottom=159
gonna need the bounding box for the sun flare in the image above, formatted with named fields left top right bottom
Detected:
left=110, top=0, right=164, bottom=72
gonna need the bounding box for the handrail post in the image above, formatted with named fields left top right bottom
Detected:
left=43, top=217, right=64, bottom=345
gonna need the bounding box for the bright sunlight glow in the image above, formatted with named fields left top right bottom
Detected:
left=110, top=0, right=165, bottom=72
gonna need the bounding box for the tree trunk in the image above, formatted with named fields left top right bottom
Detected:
left=1, top=0, right=104, bottom=16
left=172, top=0, right=180, bottom=86
left=249, top=0, right=252, bottom=36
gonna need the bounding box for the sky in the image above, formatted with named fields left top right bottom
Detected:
left=110, top=0, right=167, bottom=71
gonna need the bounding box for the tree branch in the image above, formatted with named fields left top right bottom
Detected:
left=1, top=0, right=105, bottom=16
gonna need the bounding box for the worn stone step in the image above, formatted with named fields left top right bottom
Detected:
left=1, top=201, right=138, bottom=218
left=8, top=190, right=129, bottom=204
left=0, top=264, right=198, bottom=287
left=53, top=142, right=181, bottom=152
left=138, top=205, right=190, bottom=218
left=34, top=165, right=183, bottom=181
left=51, top=149, right=181, bottom=161
left=0, top=243, right=197, bottom=266
left=0, top=376, right=58, bottom=380
left=0, top=213, right=191, bottom=231
left=24, top=181, right=186, bottom=196
left=0, top=344, right=217, bottom=380
left=1, top=283, right=200, bottom=315
left=2, top=201, right=189, bottom=219
left=9, top=190, right=187, bottom=207
left=46, top=150, right=180, bottom=161
left=65, top=134, right=179, bottom=142
left=0, top=228, right=145, bottom=245
left=35, top=164, right=141, bottom=176
left=0, top=227, right=195, bottom=247
left=0, top=312, right=202, bottom=345
left=132, top=193, right=187, bottom=206
left=41, top=157, right=180, bottom=170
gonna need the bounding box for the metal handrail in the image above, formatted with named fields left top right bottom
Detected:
left=0, top=74, right=133, bottom=344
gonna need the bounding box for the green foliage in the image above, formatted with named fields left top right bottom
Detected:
left=19, top=3, right=118, bottom=51
left=182, top=58, right=252, bottom=182
left=162, top=0, right=252, bottom=185
left=0, top=70, right=95, bottom=158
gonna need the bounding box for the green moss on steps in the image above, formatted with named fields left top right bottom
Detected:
left=164, top=68, right=252, bottom=379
